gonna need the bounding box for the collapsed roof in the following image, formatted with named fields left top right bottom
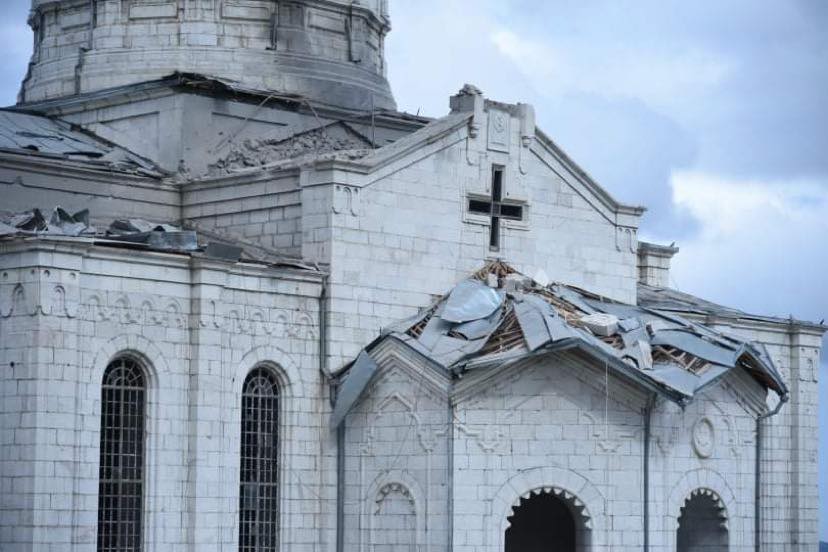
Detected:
left=0, top=109, right=163, bottom=176
left=0, top=206, right=315, bottom=271
left=331, top=261, right=787, bottom=427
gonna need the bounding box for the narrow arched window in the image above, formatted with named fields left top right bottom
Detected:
left=239, top=367, right=280, bottom=552
left=97, top=356, right=147, bottom=552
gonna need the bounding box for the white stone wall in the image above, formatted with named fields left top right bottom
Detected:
left=0, top=240, right=328, bottom=552
left=343, top=343, right=769, bottom=552
left=342, top=344, right=450, bottom=552
left=183, top=170, right=303, bottom=256
left=22, top=0, right=395, bottom=111
left=303, top=102, right=641, bottom=370
left=701, top=320, right=823, bottom=552
left=0, top=162, right=181, bottom=225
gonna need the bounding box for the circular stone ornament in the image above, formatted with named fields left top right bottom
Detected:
left=692, top=417, right=715, bottom=458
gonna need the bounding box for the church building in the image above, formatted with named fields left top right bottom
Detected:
left=0, top=1, right=823, bottom=551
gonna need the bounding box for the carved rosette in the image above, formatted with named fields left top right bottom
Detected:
left=691, top=417, right=715, bottom=458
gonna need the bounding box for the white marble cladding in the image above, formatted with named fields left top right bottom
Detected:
left=300, top=98, right=642, bottom=370
left=341, top=338, right=770, bottom=552
left=20, top=0, right=395, bottom=111
left=0, top=240, right=329, bottom=552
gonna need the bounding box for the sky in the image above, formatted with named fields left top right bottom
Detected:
left=0, top=0, right=826, bottom=541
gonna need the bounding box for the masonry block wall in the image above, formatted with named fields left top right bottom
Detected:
left=342, top=344, right=450, bottom=552
left=300, top=101, right=641, bottom=371
left=22, top=0, right=395, bottom=111
left=183, top=170, right=304, bottom=256
left=700, top=321, right=823, bottom=552
left=0, top=162, right=180, bottom=226
left=0, top=240, right=328, bottom=552
left=342, top=344, right=767, bottom=552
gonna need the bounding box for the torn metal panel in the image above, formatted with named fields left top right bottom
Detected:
left=623, top=339, right=653, bottom=370
left=650, top=330, right=743, bottom=367
left=330, top=351, right=379, bottom=428
left=204, top=242, right=243, bottom=262
left=453, top=308, right=502, bottom=340
left=341, top=260, right=788, bottom=408
left=441, top=279, right=504, bottom=323
left=0, top=109, right=163, bottom=175
left=514, top=300, right=551, bottom=352
left=648, top=363, right=729, bottom=397
left=100, top=230, right=198, bottom=251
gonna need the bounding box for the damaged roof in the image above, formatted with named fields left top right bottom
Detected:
left=331, top=261, right=787, bottom=427
left=638, top=282, right=826, bottom=331
left=0, top=206, right=316, bottom=272
left=0, top=109, right=163, bottom=176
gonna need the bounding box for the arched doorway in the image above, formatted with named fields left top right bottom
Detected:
left=677, top=488, right=728, bottom=552
left=505, top=488, right=591, bottom=552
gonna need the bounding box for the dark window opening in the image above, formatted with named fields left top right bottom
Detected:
left=467, top=165, right=525, bottom=251
left=468, top=199, right=492, bottom=215
left=498, top=203, right=523, bottom=220
left=506, top=492, right=576, bottom=552
left=98, top=357, right=146, bottom=552
left=492, top=167, right=503, bottom=202
left=677, top=491, right=728, bottom=552
left=490, top=216, right=501, bottom=251
left=239, top=367, right=281, bottom=552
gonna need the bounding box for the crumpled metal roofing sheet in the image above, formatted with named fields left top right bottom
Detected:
left=0, top=109, right=161, bottom=174
left=330, top=350, right=379, bottom=428
left=332, top=260, right=790, bottom=425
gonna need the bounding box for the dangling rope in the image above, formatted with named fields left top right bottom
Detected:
left=604, top=357, right=609, bottom=447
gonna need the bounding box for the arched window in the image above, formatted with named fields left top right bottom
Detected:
left=97, top=356, right=147, bottom=552
left=239, top=367, right=281, bottom=552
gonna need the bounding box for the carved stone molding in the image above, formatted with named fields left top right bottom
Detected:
left=374, top=482, right=416, bottom=515
left=487, top=108, right=511, bottom=152
left=691, top=417, right=715, bottom=458
left=0, top=269, right=79, bottom=319
left=198, top=298, right=316, bottom=338
left=581, top=411, right=637, bottom=453
left=82, top=292, right=187, bottom=329
left=615, top=226, right=637, bottom=253
left=332, top=184, right=361, bottom=216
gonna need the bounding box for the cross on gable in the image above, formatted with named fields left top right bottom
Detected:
left=467, top=165, right=526, bottom=251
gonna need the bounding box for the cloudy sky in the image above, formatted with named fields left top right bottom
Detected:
left=384, top=0, right=828, bottom=539
left=1, top=0, right=826, bottom=541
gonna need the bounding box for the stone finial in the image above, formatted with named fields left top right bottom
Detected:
left=458, top=83, right=483, bottom=96
left=450, top=84, right=485, bottom=138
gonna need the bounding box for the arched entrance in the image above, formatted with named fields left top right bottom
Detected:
left=505, top=488, right=591, bottom=552
left=677, top=488, right=728, bottom=552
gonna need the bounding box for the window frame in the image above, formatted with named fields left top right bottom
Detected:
left=97, top=355, right=148, bottom=552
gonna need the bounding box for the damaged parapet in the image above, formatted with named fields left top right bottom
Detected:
left=0, top=207, right=314, bottom=270
left=331, top=260, right=787, bottom=426
left=637, top=241, right=679, bottom=288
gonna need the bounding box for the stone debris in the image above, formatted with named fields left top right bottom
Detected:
left=578, top=313, right=620, bottom=337
left=208, top=121, right=372, bottom=176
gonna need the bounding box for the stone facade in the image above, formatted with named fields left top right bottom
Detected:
left=21, top=0, right=395, bottom=111
left=0, top=2, right=823, bottom=552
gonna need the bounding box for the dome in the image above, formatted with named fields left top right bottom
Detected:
left=20, top=0, right=396, bottom=111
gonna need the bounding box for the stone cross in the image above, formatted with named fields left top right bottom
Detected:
left=468, top=166, right=525, bottom=251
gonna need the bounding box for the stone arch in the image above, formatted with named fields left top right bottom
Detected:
left=677, top=488, right=729, bottom=552
left=231, top=345, right=306, bottom=547
left=365, top=470, right=426, bottom=550
left=88, top=333, right=175, bottom=550
left=666, top=469, right=741, bottom=551
left=490, top=466, right=607, bottom=551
